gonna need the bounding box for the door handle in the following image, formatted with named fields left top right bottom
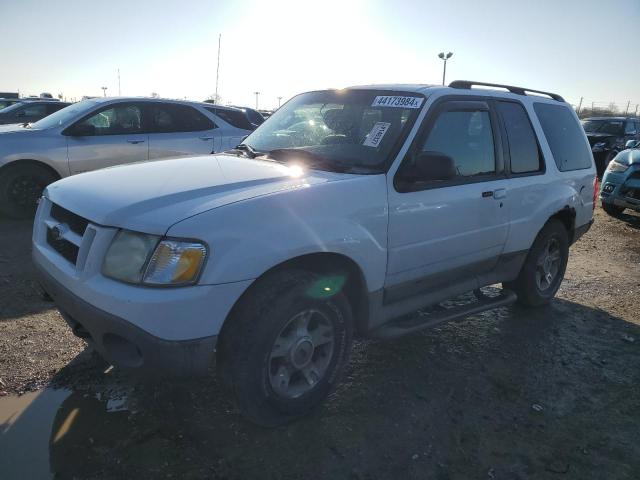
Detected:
left=199, top=136, right=214, bottom=141
left=493, top=188, right=507, bottom=199
left=482, top=189, right=507, bottom=199
left=127, top=139, right=145, bottom=144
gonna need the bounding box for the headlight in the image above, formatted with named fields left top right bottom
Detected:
left=607, top=160, right=629, bottom=173
left=103, top=230, right=207, bottom=286
left=103, top=230, right=159, bottom=283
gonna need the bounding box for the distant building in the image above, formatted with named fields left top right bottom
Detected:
left=0, top=92, right=19, bottom=98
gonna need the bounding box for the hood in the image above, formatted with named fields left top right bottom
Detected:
left=45, top=154, right=352, bottom=234
left=614, top=149, right=640, bottom=166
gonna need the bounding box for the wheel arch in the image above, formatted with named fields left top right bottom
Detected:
left=0, top=158, right=63, bottom=181
left=220, top=251, right=370, bottom=343
left=548, top=206, right=576, bottom=243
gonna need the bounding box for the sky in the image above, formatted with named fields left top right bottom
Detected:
left=1, top=0, right=639, bottom=111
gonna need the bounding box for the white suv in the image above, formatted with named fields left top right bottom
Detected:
left=0, top=98, right=253, bottom=218
left=32, top=81, right=596, bottom=425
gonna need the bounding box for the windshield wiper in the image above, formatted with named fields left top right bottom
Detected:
left=266, top=148, right=352, bottom=173
left=234, top=143, right=262, bottom=159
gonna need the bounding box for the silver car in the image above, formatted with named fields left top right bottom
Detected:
left=0, top=97, right=252, bottom=218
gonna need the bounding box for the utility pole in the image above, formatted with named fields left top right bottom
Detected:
left=214, top=34, right=221, bottom=104
left=625, top=100, right=630, bottom=115
left=101, top=86, right=107, bottom=97
left=576, top=97, right=583, bottom=116
left=118, top=69, right=121, bottom=96
left=277, top=96, right=283, bottom=108
left=591, top=101, right=595, bottom=113
left=438, top=52, right=453, bottom=86
left=254, top=91, right=260, bottom=109
left=635, top=104, right=639, bottom=116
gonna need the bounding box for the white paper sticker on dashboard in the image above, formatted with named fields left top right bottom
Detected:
left=372, top=95, right=423, bottom=109
left=363, top=122, right=391, bottom=148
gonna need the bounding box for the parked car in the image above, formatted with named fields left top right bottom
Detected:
left=599, top=140, right=640, bottom=216
left=203, top=101, right=264, bottom=129
left=0, top=100, right=71, bottom=125
left=0, top=98, right=253, bottom=217
left=581, top=117, right=640, bottom=176
left=33, top=81, right=595, bottom=425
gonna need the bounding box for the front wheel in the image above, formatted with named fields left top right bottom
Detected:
left=217, top=269, right=353, bottom=426
left=503, top=219, right=569, bottom=308
left=0, top=164, right=57, bottom=218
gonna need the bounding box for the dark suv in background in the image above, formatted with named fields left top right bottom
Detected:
left=0, top=100, right=71, bottom=125
left=581, top=117, right=640, bottom=175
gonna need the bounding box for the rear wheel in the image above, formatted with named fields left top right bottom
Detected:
left=217, top=269, right=353, bottom=426
left=0, top=164, right=58, bottom=218
left=504, top=219, right=569, bottom=307
left=601, top=202, right=625, bottom=217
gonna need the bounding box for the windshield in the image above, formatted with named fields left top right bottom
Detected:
left=31, top=99, right=97, bottom=129
left=0, top=100, right=20, bottom=111
left=242, top=89, right=425, bottom=172
left=581, top=119, right=624, bottom=135
left=0, top=102, right=25, bottom=113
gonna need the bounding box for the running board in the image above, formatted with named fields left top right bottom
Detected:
left=370, top=289, right=517, bottom=339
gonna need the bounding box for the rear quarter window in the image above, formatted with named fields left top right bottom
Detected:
left=533, top=103, right=592, bottom=171
left=205, top=107, right=253, bottom=130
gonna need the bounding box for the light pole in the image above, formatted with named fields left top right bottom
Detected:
left=277, top=96, right=283, bottom=108
left=438, top=52, right=453, bottom=86
left=254, top=91, right=260, bottom=110
left=101, top=86, right=108, bottom=97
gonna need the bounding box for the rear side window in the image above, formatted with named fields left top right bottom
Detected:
left=533, top=103, right=592, bottom=171
left=205, top=107, right=253, bottom=130
left=150, top=104, right=215, bottom=133
left=497, top=102, right=542, bottom=174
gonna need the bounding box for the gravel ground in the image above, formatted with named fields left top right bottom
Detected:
left=0, top=206, right=639, bottom=479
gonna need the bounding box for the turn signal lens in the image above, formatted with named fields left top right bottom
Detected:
left=143, top=240, right=207, bottom=285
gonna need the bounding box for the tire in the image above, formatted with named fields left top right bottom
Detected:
left=503, top=219, right=569, bottom=308
left=602, top=201, right=625, bottom=217
left=0, top=163, right=58, bottom=219
left=217, top=269, right=353, bottom=426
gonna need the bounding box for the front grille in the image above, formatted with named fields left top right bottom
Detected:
left=624, top=188, right=640, bottom=200
left=50, top=203, right=89, bottom=236
left=47, top=228, right=79, bottom=264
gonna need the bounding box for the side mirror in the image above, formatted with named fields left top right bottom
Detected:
left=413, top=151, right=457, bottom=182
left=625, top=139, right=640, bottom=149
left=69, top=123, right=96, bottom=136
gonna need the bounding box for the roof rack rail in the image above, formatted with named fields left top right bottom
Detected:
left=448, top=80, right=565, bottom=102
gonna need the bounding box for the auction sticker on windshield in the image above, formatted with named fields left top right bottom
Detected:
left=363, top=122, right=391, bottom=148
left=372, top=96, right=423, bottom=109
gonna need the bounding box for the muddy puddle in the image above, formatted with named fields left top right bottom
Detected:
left=0, top=384, right=132, bottom=479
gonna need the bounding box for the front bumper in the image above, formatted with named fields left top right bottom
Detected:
left=36, top=262, right=217, bottom=376
left=600, top=169, right=640, bottom=212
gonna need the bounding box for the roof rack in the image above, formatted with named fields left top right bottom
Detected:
left=448, top=80, right=565, bottom=102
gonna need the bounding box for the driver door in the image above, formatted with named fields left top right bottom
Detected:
left=386, top=99, right=510, bottom=295
left=66, top=102, right=148, bottom=174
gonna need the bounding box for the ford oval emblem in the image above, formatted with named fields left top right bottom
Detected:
left=51, top=223, right=68, bottom=241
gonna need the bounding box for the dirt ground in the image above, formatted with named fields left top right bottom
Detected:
left=0, top=207, right=639, bottom=479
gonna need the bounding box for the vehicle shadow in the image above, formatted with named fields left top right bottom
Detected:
left=616, top=209, right=640, bottom=229
left=0, top=218, right=54, bottom=321
left=2, top=297, right=639, bottom=479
